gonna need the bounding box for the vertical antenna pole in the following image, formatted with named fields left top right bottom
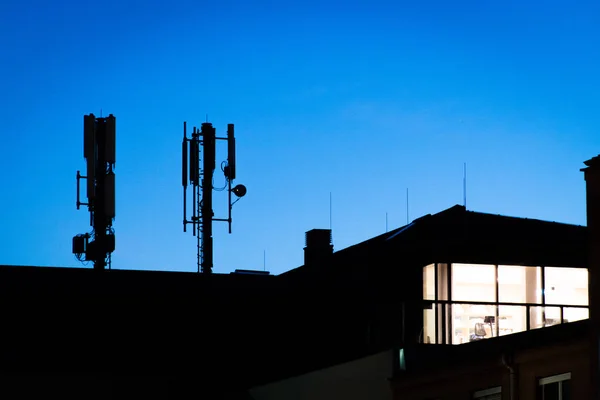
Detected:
left=463, top=162, right=467, bottom=209
left=191, top=127, right=197, bottom=238
left=227, top=177, right=232, bottom=234
left=76, top=171, right=81, bottom=210
left=226, top=123, right=235, bottom=234
left=329, top=192, right=332, bottom=230
left=263, top=250, right=266, bottom=271
left=406, top=188, right=409, bottom=225
left=201, top=123, right=216, bottom=274
left=197, top=187, right=201, bottom=273
left=93, top=118, right=107, bottom=270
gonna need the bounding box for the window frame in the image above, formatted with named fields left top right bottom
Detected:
left=473, top=385, right=501, bottom=399
left=538, top=372, right=571, bottom=400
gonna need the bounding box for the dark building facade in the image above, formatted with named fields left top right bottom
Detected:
left=1, top=158, right=598, bottom=398
left=390, top=320, right=591, bottom=399
left=253, top=155, right=600, bottom=400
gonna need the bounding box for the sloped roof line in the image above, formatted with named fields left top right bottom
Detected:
left=279, top=204, right=586, bottom=276
left=385, top=221, right=415, bottom=241
left=463, top=209, right=586, bottom=228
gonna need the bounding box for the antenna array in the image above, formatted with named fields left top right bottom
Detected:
left=181, top=121, right=246, bottom=274
left=73, top=114, right=116, bottom=270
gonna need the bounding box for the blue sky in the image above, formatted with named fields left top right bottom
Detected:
left=1, top=1, right=599, bottom=274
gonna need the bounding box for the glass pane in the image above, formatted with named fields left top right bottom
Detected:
left=498, top=305, right=527, bottom=336
left=423, top=264, right=435, bottom=300
left=498, top=265, right=541, bottom=304
left=423, top=307, right=436, bottom=344
left=531, top=306, right=562, bottom=328
left=437, top=263, right=449, bottom=301
left=545, top=267, right=588, bottom=306
left=437, top=302, right=451, bottom=344
left=563, top=307, right=589, bottom=323
left=452, top=303, right=497, bottom=344
left=452, top=263, right=496, bottom=302
left=562, top=379, right=571, bottom=400
left=544, top=306, right=562, bottom=326
left=529, top=306, right=543, bottom=329
left=541, top=382, right=560, bottom=400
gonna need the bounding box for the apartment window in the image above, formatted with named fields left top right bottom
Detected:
left=473, top=386, right=501, bottom=400
left=424, top=264, right=435, bottom=300
left=422, top=263, right=589, bottom=345
left=545, top=268, right=588, bottom=306
left=538, top=372, right=571, bottom=400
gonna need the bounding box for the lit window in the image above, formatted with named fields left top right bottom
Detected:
left=498, top=265, right=541, bottom=304
left=538, top=372, right=571, bottom=400
left=473, top=386, right=501, bottom=400
left=545, top=267, right=588, bottom=306
left=452, top=263, right=496, bottom=302
left=423, top=264, right=435, bottom=300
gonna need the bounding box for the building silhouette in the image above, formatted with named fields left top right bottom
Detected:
left=1, top=156, right=600, bottom=399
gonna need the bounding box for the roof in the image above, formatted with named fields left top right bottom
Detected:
left=0, top=204, right=588, bottom=390
left=0, top=264, right=279, bottom=391
left=582, top=154, right=600, bottom=170
left=281, top=204, right=587, bottom=283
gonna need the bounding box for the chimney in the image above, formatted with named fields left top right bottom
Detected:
left=581, top=155, right=600, bottom=399
left=304, top=229, right=333, bottom=267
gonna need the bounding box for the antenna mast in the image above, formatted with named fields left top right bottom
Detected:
left=329, top=192, right=332, bottom=230
left=182, top=120, right=247, bottom=273
left=73, top=114, right=116, bottom=270
left=406, top=188, right=409, bottom=224
left=463, top=162, right=467, bottom=208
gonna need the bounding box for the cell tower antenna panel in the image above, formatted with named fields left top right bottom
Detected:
left=226, top=124, right=236, bottom=180
left=73, top=113, right=117, bottom=270
left=182, top=122, right=188, bottom=232
left=105, top=114, right=116, bottom=164
left=182, top=122, right=188, bottom=187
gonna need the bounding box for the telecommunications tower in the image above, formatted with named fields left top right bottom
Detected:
left=181, top=121, right=246, bottom=274
left=72, top=113, right=116, bottom=270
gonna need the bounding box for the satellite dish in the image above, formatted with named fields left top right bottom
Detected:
left=232, top=184, right=247, bottom=198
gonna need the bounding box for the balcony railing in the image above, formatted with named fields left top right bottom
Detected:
left=422, top=300, right=589, bottom=345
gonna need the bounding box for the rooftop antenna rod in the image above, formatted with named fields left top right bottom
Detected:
left=463, top=162, right=467, bottom=209
left=406, top=188, right=409, bottom=224
left=263, top=249, right=266, bottom=271
left=329, top=192, right=332, bottom=231
left=386, top=212, right=388, bottom=233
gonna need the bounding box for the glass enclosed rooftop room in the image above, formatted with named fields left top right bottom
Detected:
left=422, top=263, right=589, bottom=345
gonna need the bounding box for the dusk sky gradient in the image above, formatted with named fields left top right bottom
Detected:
left=1, top=1, right=599, bottom=274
